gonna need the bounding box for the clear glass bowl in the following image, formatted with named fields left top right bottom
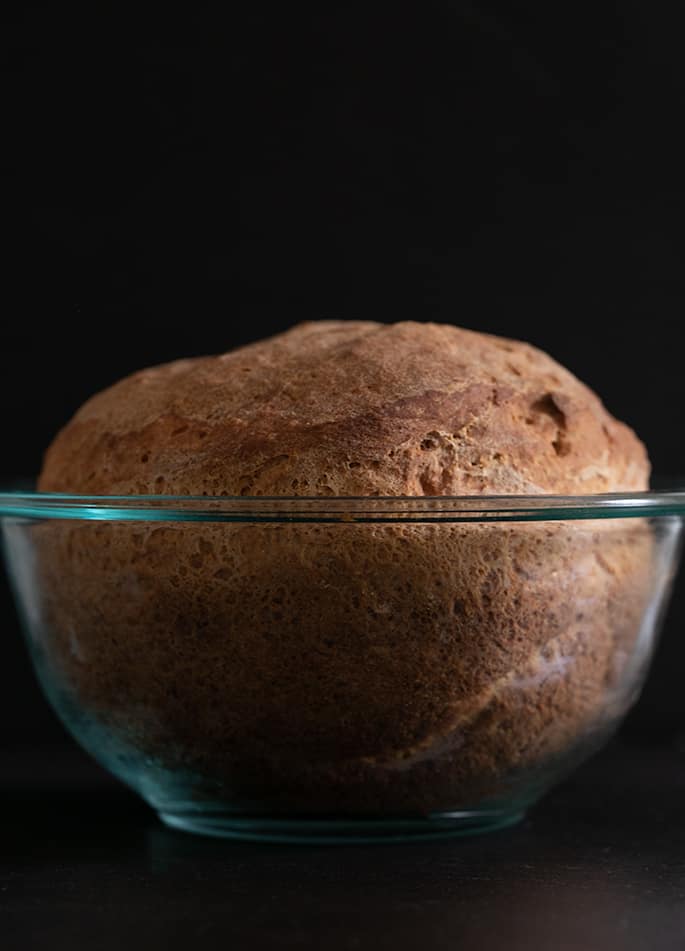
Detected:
left=1, top=491, right=683, bottom=843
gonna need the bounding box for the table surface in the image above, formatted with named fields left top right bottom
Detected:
left=2, top=738, right=685, bottom=951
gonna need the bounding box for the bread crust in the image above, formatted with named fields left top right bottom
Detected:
left=39, top=321, right=649, bottom=496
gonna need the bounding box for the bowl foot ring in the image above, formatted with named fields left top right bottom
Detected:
left=157, top=808, right=526, bottom=844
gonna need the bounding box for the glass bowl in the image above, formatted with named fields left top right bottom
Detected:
left=1, top=491, right=683, bottom=843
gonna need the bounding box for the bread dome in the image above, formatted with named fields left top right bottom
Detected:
left=39, top=321, right=648, bottom=496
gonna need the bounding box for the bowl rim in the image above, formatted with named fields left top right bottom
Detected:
left=1, top=490, right=685, bottom=523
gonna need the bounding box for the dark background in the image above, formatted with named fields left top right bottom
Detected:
left=2, top=3, right=685, bottom=751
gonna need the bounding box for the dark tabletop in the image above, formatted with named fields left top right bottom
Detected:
left=2, top=739, right=685, bottom=951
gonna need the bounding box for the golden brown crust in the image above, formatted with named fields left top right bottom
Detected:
left=39, top=320, right=649, bottom=496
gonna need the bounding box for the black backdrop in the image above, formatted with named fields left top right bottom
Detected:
left=2, top=3, right=685, bottom=749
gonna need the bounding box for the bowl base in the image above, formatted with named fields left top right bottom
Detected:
left=157, top=808, right=526, bottom=844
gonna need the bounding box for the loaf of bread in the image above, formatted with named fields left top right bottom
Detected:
left=34, top=322, right=655, bottom=815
